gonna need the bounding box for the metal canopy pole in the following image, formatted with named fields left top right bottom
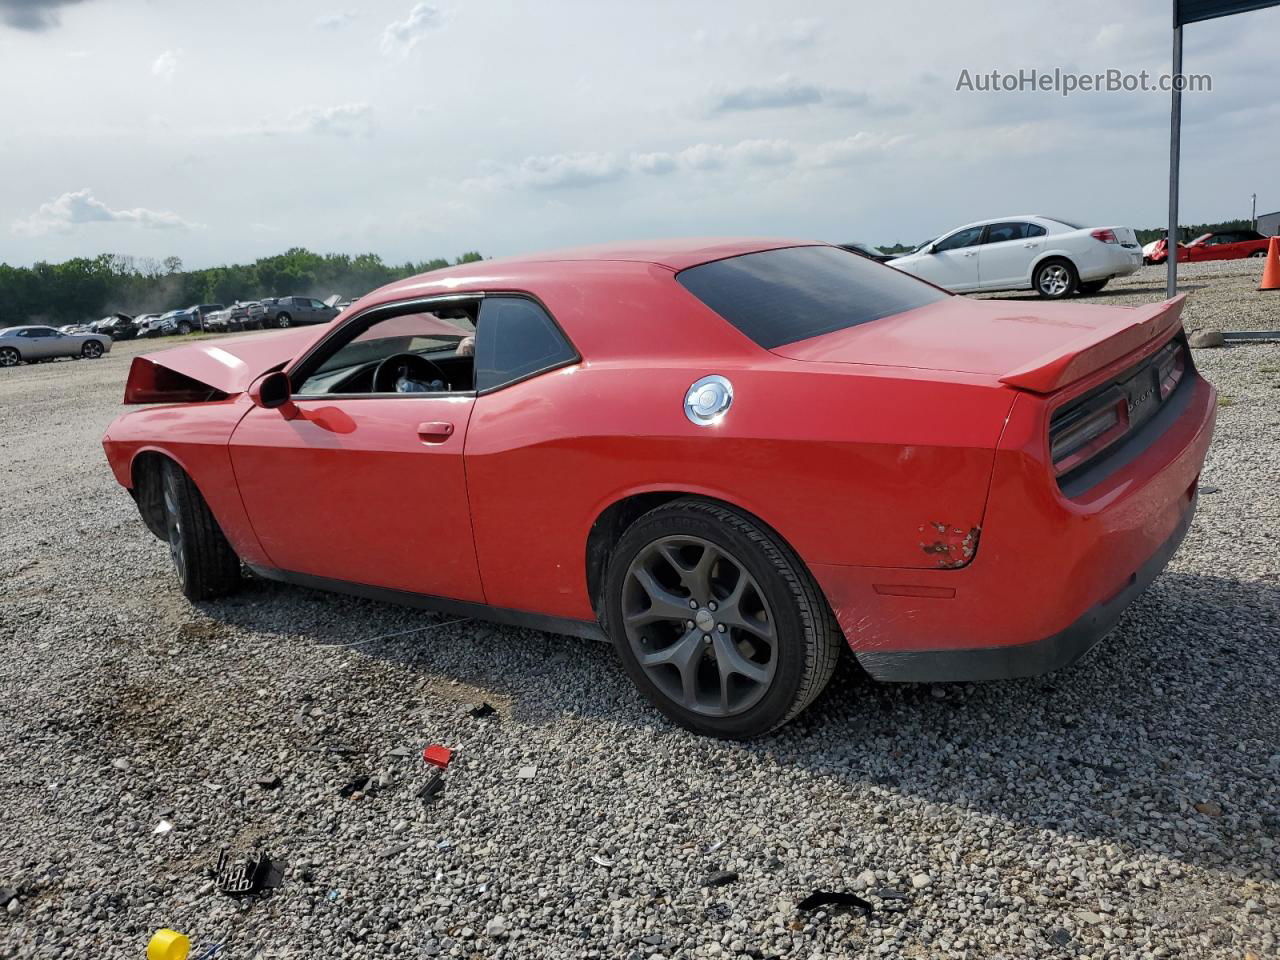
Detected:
left=1167, top=9, right=1184, bottom=299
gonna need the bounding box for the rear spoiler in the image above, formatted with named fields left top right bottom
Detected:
left=999, top=295, right=1186, bottom=393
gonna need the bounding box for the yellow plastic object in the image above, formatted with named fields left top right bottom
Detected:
left=147, top=929, right=191, bottom=960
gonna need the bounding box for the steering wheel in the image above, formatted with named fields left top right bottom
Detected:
left=372, top=353, right=449, bottom=393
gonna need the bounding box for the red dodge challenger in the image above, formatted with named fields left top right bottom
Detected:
left=103, top=239, right=1216, bottom=737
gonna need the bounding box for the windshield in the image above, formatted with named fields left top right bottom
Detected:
left=676, top=245, right=949, bottom=349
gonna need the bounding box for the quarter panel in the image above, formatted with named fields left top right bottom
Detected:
left=465, top=361, right=1013, bottom=621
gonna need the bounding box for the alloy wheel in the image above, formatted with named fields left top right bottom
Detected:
left=621, top=535, right=776, bottom=717
left=162, top=467, right=187, bottom=586
left=0, top=348, right=18, bottom=367
left=1038, top=263, right=1071, bottom=296
left=83, top=342, right=103, bottom=358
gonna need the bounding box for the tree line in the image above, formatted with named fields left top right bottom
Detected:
left=0, top=247, right=485, bottom=327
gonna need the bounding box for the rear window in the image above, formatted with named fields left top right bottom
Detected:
left=676, top=245, right=948, bottom=349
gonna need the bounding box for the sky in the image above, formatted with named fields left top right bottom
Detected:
left=0, top=0, right=1277, bottom=268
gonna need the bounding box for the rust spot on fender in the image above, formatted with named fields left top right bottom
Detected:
left=918, top=521, right=980, bottom=569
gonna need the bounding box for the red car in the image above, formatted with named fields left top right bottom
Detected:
left=103, top=239, right=1216, bottom=737
left=1148, top=229, right=1271, bottom=264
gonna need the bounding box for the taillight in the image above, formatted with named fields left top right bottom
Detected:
left=1090, top=228, right=1118, bottom=244
left=1049, top=387, right=1129, bottom=477
left=1156, top=342, right=1186, bottom=399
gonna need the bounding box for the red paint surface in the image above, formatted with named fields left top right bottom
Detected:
left=102, top=238, right=1217, bottom=664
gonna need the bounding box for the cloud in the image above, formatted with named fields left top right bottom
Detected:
left=515, top=152, right=626, bottom=189
left=284, top=102, right=373, bottom=137
left=151, top=49, right=180, bottom=81
left=678, top=143, right=726, bottom=171
left=0, top=0, right=85, bottom=31
left=634, top=152, right=676, bottom=175
left=380, top=2, right=442, bottom=57
left=709, top=74, right=872, bottom=114
left=778, top=18, right=822, bottom=49
left=12, top=188, right=198, bottom=236
left=805, top=132, right=907, bottom=166
left=315, top=10, right=355, bottom=29
left=729, top=138, right=796, bottom=166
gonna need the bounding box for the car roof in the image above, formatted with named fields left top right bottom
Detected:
left=365, top=237, right=815, bottom=305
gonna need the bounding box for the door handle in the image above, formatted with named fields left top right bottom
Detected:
left=1024, top=242, right=1040, bottom=248
left=416, top=421, right=454, bottom=443
left=962, top=251, right=977, bottom=257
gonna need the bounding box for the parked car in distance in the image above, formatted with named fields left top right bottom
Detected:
left=204, top=304, right=258, bottom=333
left=60, top=323, right=94, bottom=335
left=890, top=215, right=1143, bottom=298
left=141, top=308, right=200, bottom=337
left=103, top=238, right=1215, bottom=738
left=91, top=313, right=137, bottom=341
left=1147, top=229, right=1271, bottom=264
left=0, top=324, right=112, bottom=365
left=248, top=296, right=340, bottom=329
left=191, top=303, right=225, bottom=330
left=837, top=241, right=896, bottom=263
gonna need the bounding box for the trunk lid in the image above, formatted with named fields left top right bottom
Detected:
left=771, top=295, right=1186, bottom=393
left=123, top=327, right=320, bottom=403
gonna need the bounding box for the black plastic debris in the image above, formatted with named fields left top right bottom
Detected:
left=705, top=870, right=739, bottom=888
left=256, top=773, right=282, bottom=790
left=214, top=849, right=285, bottom=897
left=339, top=775, right=375, bottom=798
left=797, top=890, right=874, bottom=914
left=416, top=771, right=445, bottom=802
left=872, top=887, right=908, bottom=901
left=468, top=702, right=497, bottom=719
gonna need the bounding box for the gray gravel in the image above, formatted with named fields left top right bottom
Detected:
left=1, top=270, right=1277, bottom=958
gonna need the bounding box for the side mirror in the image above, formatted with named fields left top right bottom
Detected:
left=249, top=370, right=297, bottom=417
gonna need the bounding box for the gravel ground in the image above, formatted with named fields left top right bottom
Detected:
left=1, top=265, right=1277, bottom=959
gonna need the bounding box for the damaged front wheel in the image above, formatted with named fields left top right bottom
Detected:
left=160, top=460, right=243, bottom=600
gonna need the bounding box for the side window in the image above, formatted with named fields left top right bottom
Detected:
left=474, top=297, right=576, bottom=392
left=984, top=222, right=1026, bottom=244
left=933, top=226, right=984, bottom=252
left=311, top=299, right=329, bottom=310
left=295, top=307, right=477, bottom=395
left=1025, top=223, right=1046, bottom=237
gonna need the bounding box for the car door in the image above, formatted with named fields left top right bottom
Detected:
left=22, top=327, right=58, bottom=359
left=229, top=303, right=485, bottom=602
left=976, top=221, right=1044, bottom=290
left=309, top=298, right=335, bottom=322
left=908, top=225, right=985, bottom=291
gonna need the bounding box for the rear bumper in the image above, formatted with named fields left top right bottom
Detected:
left=1078, top=245, right=1143, bottom=281
left=856, top=493, right=1195, bottom=681
left=812, top=372, right=1215, bottom=683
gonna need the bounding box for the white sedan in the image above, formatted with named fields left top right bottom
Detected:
left=889, top=215, right=1143, bottom=299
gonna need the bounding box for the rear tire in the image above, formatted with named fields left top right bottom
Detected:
left=1250, top=249, right=1268, bottom=258
left=0, top=347, right=20, bottom=367
left=160, top=460, right=242, bottom=600
left=81, top=341, right=104, bottom=359
left=1078, top=279, right=1109, bottom=295
left=276, top=313, right=292, bottom=329
left=603, top=497, right=842, bottom=739
left=1034, top=258, right=1078, bottom=299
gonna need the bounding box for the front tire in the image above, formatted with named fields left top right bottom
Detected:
left=604, top=498, right=842, bottom=738
left=160, top=460, right=242, bottom=600
left=275, top=313, right=292, bottom=329
left=1034, top=258, right=1078, bottom=299
left=177, top=322, right=192, bottom=335
left=1078, top=279, right=1109, bottom=295
left=1250, top=250, right=1268, bottom=258
left=0, top=347, right=20, bottom=367
left=81, top=340, right=104, bottom=359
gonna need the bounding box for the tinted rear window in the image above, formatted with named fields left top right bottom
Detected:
left=676, top=245, right=948, bottom=349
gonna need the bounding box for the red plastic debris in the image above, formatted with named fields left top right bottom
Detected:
left=422, top=745, right=452, bottom=769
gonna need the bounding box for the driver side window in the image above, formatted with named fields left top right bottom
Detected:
left=934, top=226, right=984, bottom=253
left=295, top=306, right=477, bottom=396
